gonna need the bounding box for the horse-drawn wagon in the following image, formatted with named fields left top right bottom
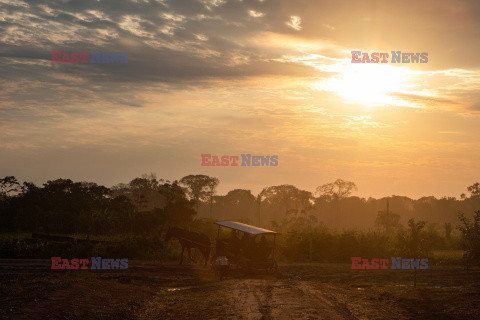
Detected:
left=211, top=221, right=278, bottom=274
left=165, top=221, right=279, bottom=277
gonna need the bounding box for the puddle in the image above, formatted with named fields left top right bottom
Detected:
left=384, top=284, right=466, bottom=289
left=166, top=286, right=197, bottom=292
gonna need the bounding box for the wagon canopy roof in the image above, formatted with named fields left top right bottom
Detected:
left=215, top=221, right=278, bottom=235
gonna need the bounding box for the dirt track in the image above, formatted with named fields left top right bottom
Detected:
left=223, top=279, right=354, bottom=319
left=1, top=260, right=480, bottom=319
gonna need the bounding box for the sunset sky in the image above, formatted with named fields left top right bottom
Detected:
left=1, top=0, right=479, bottom=199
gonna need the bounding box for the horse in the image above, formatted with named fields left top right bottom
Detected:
left=165, top=227, right=211, bottom=266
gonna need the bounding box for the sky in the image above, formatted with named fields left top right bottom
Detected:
left=1, top=0, right=480, bottom=199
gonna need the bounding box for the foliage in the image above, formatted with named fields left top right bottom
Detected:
left=467, top=182, right=480, bottom=198
left=179, top=175, right=219, bottom=211
left=316, top=179, right=357, bottom=201
left=375, top=210, right=402, bottom=234
left=0, top=235, right=176, bottom=260
left=0, top=176, right=21, bottom=200
left=0, top=176, right=197, bottom=235
left=458, top=210, right=480, bottom=266
left=0, top=175, right=476, bottom=265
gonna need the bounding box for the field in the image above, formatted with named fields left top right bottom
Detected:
left=1, top=259, right=479, bottom=319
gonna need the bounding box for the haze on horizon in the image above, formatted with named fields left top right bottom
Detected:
left=1, top=0, right=480, bottom=200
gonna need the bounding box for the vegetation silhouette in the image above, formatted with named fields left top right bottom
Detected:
left=1, top=175, right=480, bottom=267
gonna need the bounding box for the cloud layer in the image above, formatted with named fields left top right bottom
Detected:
left=1, top=0, right=480, bottom=198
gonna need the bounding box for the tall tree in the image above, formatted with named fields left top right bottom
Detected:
left=0, top=176, right=21, bottom=200
left=316, top=179, right=357, bottom=201
left=159, top=181, right=196, bottom=227
left=179, top=175, right=219, bottom=212
left=222, top=189, right=256, bottom=221
left=206, top=177, right=220, bottom=219
left=259, top=185, right=313, bottom=222
left=375, top=200, right=401, bottom=234
left=316, top=179, right=357, bottom=227
left=112, top=174, right=166, bottom=212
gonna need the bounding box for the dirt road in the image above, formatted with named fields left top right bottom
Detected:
left=1, top=260, right=480, bottom=319
left=221, top=279, right=356, bottom=319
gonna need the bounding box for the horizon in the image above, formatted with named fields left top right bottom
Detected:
left=6, top=172, right=473, bottom=201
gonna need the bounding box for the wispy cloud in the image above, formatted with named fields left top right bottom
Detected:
left=286, top=16, right=302, bottom=31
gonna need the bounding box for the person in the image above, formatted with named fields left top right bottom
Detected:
left=213, top=256, right=229, bottom=280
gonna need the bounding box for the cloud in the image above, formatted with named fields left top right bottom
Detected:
left=1, top=0, right=480, bottom=199
left=389, top=92, right=457, bottom=109
left=0, top=0, right=328, bottom=109
left=322, top=23, right=335, bottom=30
left=1, top=0, right=478, bottom=105
left=286, top=16, right=302, bottom=31
left=248, top=10, right=264, bottom=18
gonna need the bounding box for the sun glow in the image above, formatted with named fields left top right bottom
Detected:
left=316, top=63, right=414, bottom=107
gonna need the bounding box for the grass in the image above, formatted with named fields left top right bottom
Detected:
left=0, top=233, right=32, bottom=241
left=431, top=250, right=465, bottom=265
left=431, top=250, right=465, bottom=259
left=0, top=232, right=180, bottom=260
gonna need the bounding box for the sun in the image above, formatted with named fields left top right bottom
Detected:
left=316, top=63, right=413, bottom=107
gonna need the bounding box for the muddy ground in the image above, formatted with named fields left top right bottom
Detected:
left=1, top=259, right=479, bottom=319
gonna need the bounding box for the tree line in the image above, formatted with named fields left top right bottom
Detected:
left=2, top=175, right=480, bottom=233
left=1, top=174, right=480, bottom=265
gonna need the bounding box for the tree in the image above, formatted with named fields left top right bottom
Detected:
left=259, top=185, right=313, bottom=221
left=256, top=194, right=262, bottom=225
left=316, top=179, right=357, bottom=201
left=223, top=189, right=256, bottom=221
left=458, top=211, right=480, bottom=268
left=112, top=174, right=166, bottom=212
left=444, top=223, right=452, bottom=241
left=467, top=182, right=480, bottom=198
left=108, top=195, right=136, bottom=233
left=206, top=177, right=220, bottom=219
left=159, top=181, right=197, bottom=227
left=281, top=211, right=319, bottom=261
left=316, top=179, right=357, bottom=227
left=375, top=210, right=401, bottom=234
left=0, top=176, right=21, bottom=200
left=400, top=219, right=427, bottom=288
left=180, top=175, right=219, bottom=212
left=41, top=179, right=111, bottom=235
